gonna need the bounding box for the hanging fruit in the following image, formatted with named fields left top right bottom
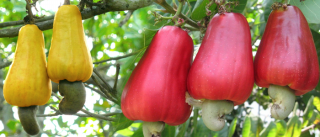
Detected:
left=121, top=26, right=194, bottom=136
left=187, top=12, right=254, bottom=131
left=254, top=4, right=319, bottom=119
left=3, top=24, right=52, bottom=135
left=47, top=4, right=93, bottom=114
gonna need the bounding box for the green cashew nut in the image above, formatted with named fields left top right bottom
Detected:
left=18, top=106, right=39, bottom=135
left=58, top=80, right=86, bottom=114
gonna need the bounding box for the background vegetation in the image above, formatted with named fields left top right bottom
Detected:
left=0, top=0, right=320, bottom=136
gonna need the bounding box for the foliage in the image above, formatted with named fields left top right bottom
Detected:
left=0, top=0, right=320, bottom=136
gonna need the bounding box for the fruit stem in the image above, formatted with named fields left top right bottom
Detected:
left=25, top=0, right=34, bottom=24
left=201, top=99, right=234, bottom=131
left=185, top=92, right=203, bottom=108
left=173, top=0, right=184, bottom=26
left=142, top=121, right=165, bottom=137
left=64, top=0, right=70, bottom=5
left=18, top=106, right=40, bottom=135
left=268, top=85, right=295, bottom=119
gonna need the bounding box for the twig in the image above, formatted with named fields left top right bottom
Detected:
left=99, top=120, right=108, bottom=137
left=84, top=84, right=110, bottom=99
left=113, top=64, right=120, bottom=90
left=52, top=92, right=62, bottom=100
left=119, top=10, right=135, bottom=27
left=93, top=68, right=115, bottom=95
left=0, top=61, right=12, bottom=69
left=91, top=75, right=118, bottom=103
left=80, top=109, right=116, bottom=121
left=252, top=36, right=260, bottom=45
left=46, top=94, right=118, bottom=121
left=37, top=109, right=117, bottom=121
left=93, top=50, right=141, bottom=64
left=301, top=122, right=320, bottom=133
left=37, top=113, right=60, bottom=117
left=154, top=0, right=199, bottom=29
left=25, top=0, right=35, bottom=24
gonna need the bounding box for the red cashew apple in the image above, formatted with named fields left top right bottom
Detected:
left=254, top=5, right=319, bottom=119
left=121, top=26, right=194, bottom=136
left=187, top=12, right=254, bottom=131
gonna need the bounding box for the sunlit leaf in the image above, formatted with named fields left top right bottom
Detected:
left=303, top=96, right=315, bottom=127
left=286, top=116, right=302, bottom=137
left=313, top=96, right=320, bottom=112
left=228, top=117, right=238, bottom=137
left=242, top=116, right=263, bottom=137
left=259, top=121, right=277, bottom=137
left=275, top=120, right=286, bottom=137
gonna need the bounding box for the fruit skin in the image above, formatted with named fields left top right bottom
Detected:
left=121, top=26, right=193, bottom=126
left=254, top=6, right=319, bottom=95
left=4, top=24, right=52, bottom=107
left=47, top=5, right=93, bottom=83
left=187, top=13, right=254, bottom=106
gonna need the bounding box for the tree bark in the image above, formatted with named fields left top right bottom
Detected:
left=0, top=0, right=153, bottom=38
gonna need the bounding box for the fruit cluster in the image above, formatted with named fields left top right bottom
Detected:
left=3, top=4, right=92, bottom=135
left=121, top=4, right=319, bottom=136
left=2, top=1, right=318, bottom=136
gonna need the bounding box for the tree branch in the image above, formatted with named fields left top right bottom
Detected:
left=93, top=50, right=141, bottom=64
left=84, top=83, right=110, bottom=99
left=48, top=94, right=118, bottom=121
left=0, top=0, right=154, bottom=38
left=153, top=0, right=199, bottom=29
left=0, top=61, right=12, bottom=69
left=301, top=122, right=320, bottom=133
left=119, top=10, right=135, bottom=27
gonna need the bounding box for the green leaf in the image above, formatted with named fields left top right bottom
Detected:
left=230, top=0, right=248, bottom=13
left=112, top=113, right=134, bottom=132
left=162, top=124, right=176, bottom=137
left=303, top=96, right=315, bottom=127
left=176, top=119, right=190, bottom=137
left=275, top=120, right=287, bottom=137
left=290, top=0, right=320, bottom=23
left=57, top=117, right=68, bottom=127
left=228, top=117, right=238, bottom=137
left=312, top=30, right=320, bottom=91
left=191, top=0, right=217, bottom=20
left=286, top=116, right=302, bottom=137
left=300, top=130, right=316, bottom=137
left=131, top=124, right=144, bottom=137
left=259, top=121, right=277, bottom=137
left=313, top=96, right=320, bottom=112
left=6, top=120, right=18, bottom=131
left=242, top=116, right=263, bottom=137
left=242, top=116, right=251, bottom=137
left=116, top=127, right=135, bottom=136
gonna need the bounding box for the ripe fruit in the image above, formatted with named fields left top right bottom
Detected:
left=4, top=24, right=52, bottom=135
left=121, top=26, right=193, bottom=136
left=187, top=12, right=254, bottom=131
left=254, top=5, right=319, bottom=119
left=47, top=5, right=93, bottom=114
